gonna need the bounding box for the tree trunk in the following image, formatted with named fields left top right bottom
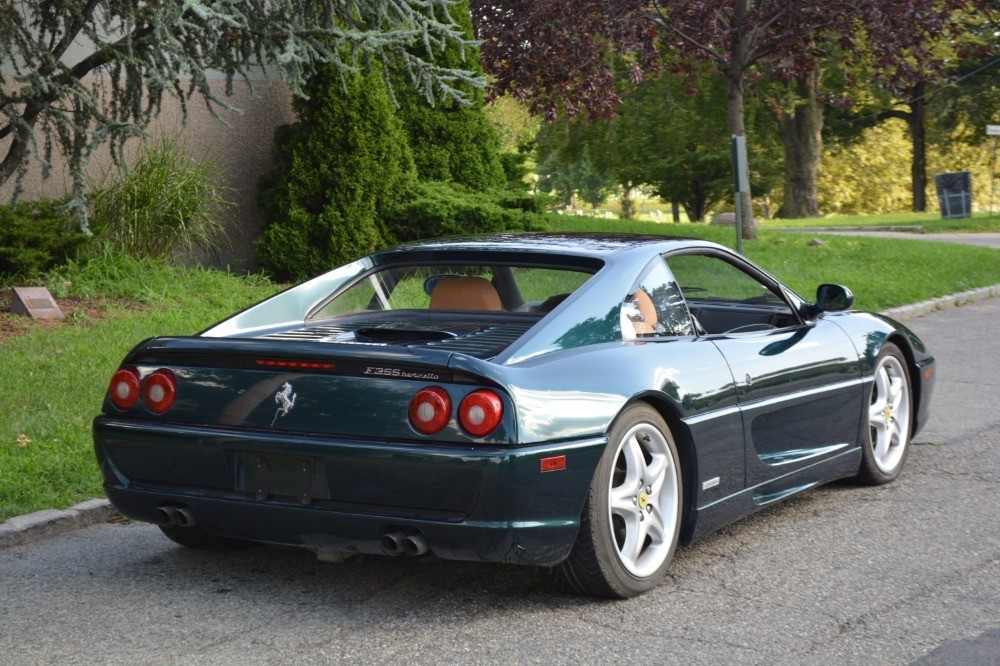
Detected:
left=726, top=69, right=757, bottom=239
left=682, top=204, right=703, bottom=222
left=909, top=82, right=927, bottom=212
left=778, top=67, right=823, bottom=218
left=619, top=183, right=635, bottom=219
left=671, top=201, right=680, bottom=223
left=682, top=183, right=708, bottom=222
left=0, top=135, right=30, bottom=190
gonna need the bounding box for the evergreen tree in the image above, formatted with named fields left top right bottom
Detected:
left=0, top=1, right=480, bottom=230
left=256, top=67, right=417, bottom=281
left=390, top=0, right=506, bottom=191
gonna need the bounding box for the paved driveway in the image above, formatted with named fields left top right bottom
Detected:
left=776, top=228, right=1000, bottom=250
left=2, top=300, right=999, bottom=665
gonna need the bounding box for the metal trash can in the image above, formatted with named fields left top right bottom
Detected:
left=933, top=171, right=972, bottom=219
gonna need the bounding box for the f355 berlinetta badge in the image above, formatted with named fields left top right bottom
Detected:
left=271, top=382, right=297, bottom=426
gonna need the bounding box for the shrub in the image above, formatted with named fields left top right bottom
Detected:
left=497, top=190, right=553, bottom=215
left=89, top=135, right=230, bottom=260
left=384, top=181, right=544, bottom=243
left=0, top=200, right=90, bottom=281
left=388, top=0, right=506, bottom=191
left=499, top=151, right=532, bottom=191
left=256, top=65, right=417, bottom=282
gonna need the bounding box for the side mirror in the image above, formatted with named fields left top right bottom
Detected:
left=815, top=284, right=854, bottom=312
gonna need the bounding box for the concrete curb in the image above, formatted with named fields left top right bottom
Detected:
left=879, top=284, right=1000, bottom=322
left=2, top=284, right=999, bottom=551
left=0, top=499, right=116, bottom=550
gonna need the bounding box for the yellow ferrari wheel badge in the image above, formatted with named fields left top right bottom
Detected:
left=638, top=491, right=649, bottom=510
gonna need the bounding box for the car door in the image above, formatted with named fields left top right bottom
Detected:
left=664, top=250, right=864, bottom=489
left=621, top=257, right=746, bottom=505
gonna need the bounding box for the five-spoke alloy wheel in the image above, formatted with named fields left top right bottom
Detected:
left=550, top=403, right=682, bottom=598
left=857, top=342, right=912, bottom=484
left=607, top=422, right=680, bottom=578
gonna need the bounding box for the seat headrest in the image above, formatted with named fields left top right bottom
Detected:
left=632, top=289, right=658, bottom=334
left=429, top=276, right=503, bottom=311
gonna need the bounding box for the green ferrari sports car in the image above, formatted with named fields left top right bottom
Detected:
left=94, top=233, right=935, bottom=597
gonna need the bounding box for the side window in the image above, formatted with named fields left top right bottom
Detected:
left=665, top=252, right=800, bottom=335
left=666, top=254, right=784, bottom=305
left=621, top=259, right=693, bottom=340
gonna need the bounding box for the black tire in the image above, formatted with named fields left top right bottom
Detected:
left=549, top=403, right=683, bottom=598
left=159, top=524, right=259, bottom=552
left=855, top=342, right=913, bottom=485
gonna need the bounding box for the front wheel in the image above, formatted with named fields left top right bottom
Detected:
left=856, top=342, right=912, bottom=485
left=549, top=403, right=683, bottom=598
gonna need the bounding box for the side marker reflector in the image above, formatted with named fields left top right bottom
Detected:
left=541, top=455, right=566, bottom=473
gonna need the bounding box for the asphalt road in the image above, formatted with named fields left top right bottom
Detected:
left=779, top=228, right=1000, bottom=250
left=2, top=299, right=1000, bottom=665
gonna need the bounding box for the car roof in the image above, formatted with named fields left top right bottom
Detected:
left=377, top=232, right=717, bottom=260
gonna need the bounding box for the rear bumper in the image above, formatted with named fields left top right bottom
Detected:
left=94, top=416, right=605, bottom=566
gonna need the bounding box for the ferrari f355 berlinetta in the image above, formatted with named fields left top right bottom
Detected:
left=95, top=233, right=934, bottom=597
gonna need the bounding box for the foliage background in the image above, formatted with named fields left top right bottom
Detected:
left=819, top=119, right=998, bottom=216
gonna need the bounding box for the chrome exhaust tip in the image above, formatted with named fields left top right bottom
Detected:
left=154, top=506, right=177, bottom=526
left=380, top=532, right=406, bottom=555
left=403, top=534, right=428, bottom=557
left=172, top=508, right=196, bottom=527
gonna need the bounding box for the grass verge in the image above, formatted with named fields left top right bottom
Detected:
left=0, top=254, right=279, bottom=520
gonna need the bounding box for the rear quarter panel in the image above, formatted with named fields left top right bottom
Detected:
left=453, top=336, right=744, bottom=503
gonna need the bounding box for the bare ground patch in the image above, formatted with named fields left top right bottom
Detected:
left=0, top=291, right=145, bottom=345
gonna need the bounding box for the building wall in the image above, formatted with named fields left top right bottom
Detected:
left=1, top=79, right=296, bottom=271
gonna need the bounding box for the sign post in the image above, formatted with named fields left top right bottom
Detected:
left=988, top=125, right=1000, bottom=215
left=731, top=135, right=750, bottom=254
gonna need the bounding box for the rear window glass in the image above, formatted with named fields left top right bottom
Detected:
left=310, top=265, right=593, bottom=319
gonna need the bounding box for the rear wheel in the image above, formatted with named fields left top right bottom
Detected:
left=159, top=524, right=258, bottom=552
left=549, top=403, right=682, bottom=598
left=856, top=343, right=912, bottom=485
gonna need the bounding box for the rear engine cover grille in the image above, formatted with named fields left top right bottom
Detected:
left=262, top=322, right=532, bottom=359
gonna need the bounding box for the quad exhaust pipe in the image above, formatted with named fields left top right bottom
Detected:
left=381, top=531, right=429, bottom=557
left=381, top=532, right=406, bottom=554
left=403, top=534, right=428, bottom=556
left=154, top=506, right=196, bottom=527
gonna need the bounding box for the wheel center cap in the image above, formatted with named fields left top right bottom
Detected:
left=638, top=491, right=649, bottom=510
left=883, top=405, right=892, bottom=423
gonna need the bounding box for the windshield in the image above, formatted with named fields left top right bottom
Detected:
left=310, top=264, right=594, bottom=320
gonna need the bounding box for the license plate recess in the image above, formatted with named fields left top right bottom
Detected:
left=234, top=453, right=331, bottom=504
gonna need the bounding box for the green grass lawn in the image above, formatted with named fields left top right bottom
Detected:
left=0, top=256, right=280, bottom=520
left=2, top=221, right=999, bottom=522
left=545, top=216, right=1000, bottom=311
left=583, top=202, right=1000, bottom=232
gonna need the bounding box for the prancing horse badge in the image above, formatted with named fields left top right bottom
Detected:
left=272, top=382, right=297, bottom=426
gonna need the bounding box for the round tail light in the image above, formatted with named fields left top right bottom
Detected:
left=108, top=367, right=141, bottom=410
left=459, top=389, right=504, bottom=437
left=409, top=386, right=451, bottom=435
left=142, top=369, right=177, bottom=414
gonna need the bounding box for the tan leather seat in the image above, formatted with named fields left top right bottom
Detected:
left=631, top=289, right=658, bottom=335
left=429, top=276, right=503, bottom=311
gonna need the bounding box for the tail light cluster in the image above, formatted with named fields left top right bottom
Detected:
left=409, top=386, right=504, bottom=438
left=108, top=366, right=177, bottom=414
